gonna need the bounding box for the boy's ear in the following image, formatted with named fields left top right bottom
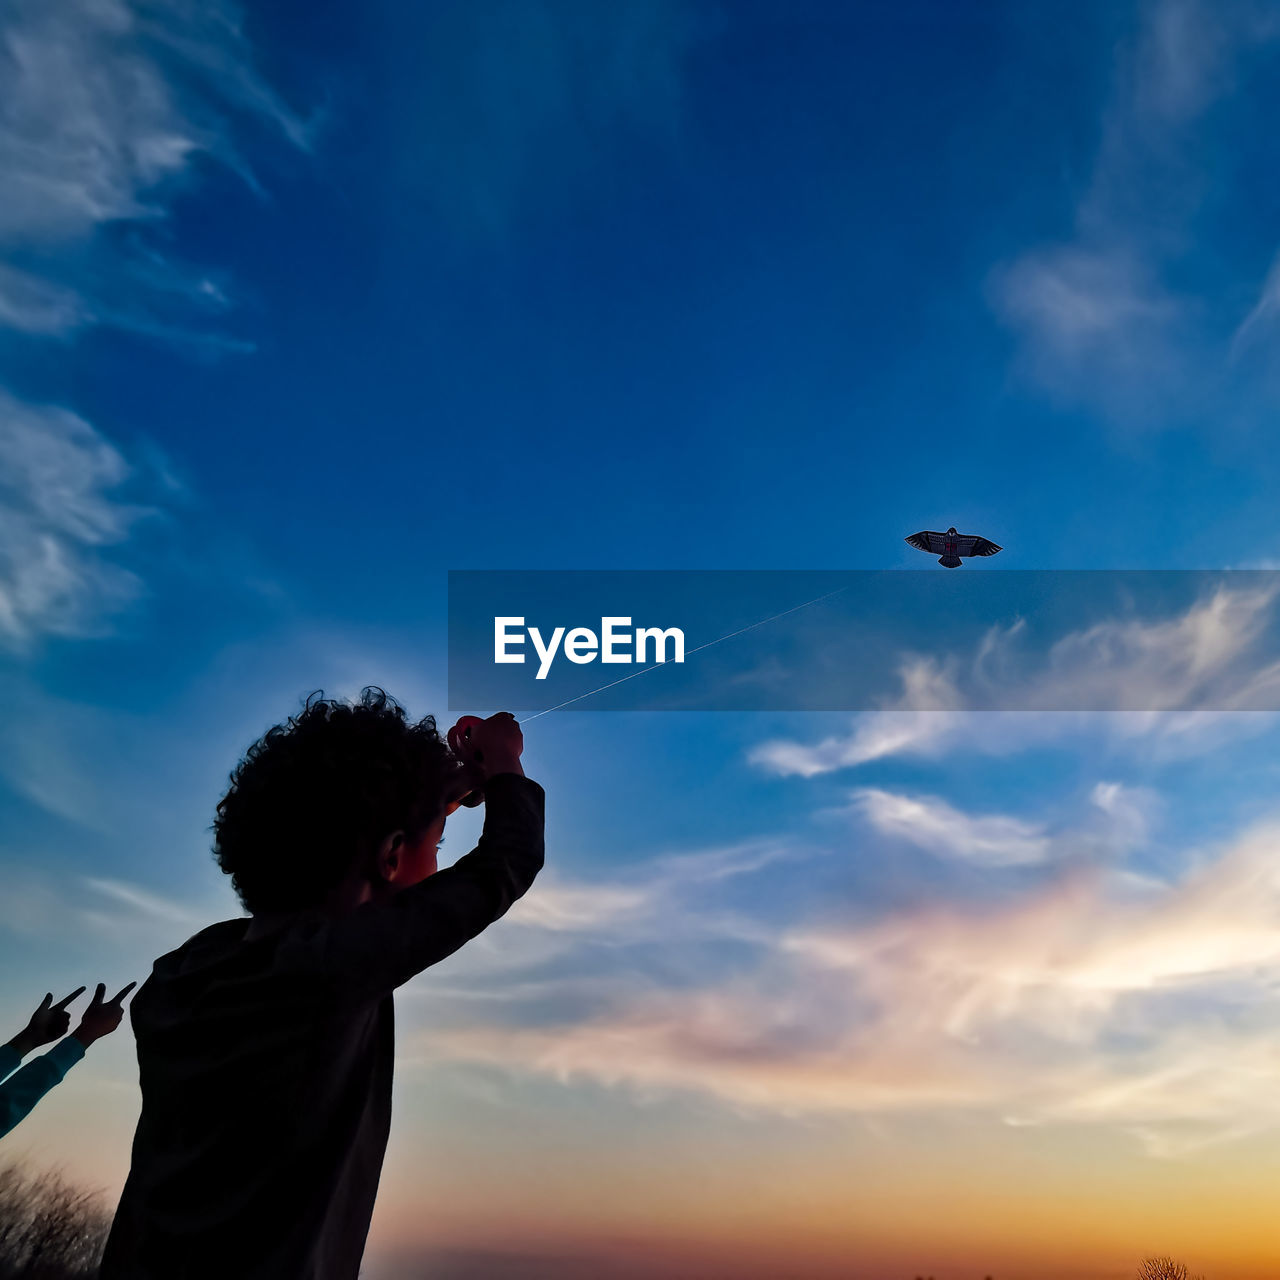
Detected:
left=374, top=830, right=405, bottom=881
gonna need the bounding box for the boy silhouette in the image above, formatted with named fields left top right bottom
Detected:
left=100, top=689, right=543, bottom=1279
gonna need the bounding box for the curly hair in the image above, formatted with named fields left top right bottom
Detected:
left=213, top=687, right=459, bottom=914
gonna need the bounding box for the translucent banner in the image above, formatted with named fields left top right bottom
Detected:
left=447, top=570, right=1280, bottom=713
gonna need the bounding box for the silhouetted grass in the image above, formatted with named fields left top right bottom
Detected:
left=0, top=1161, right=110, bottom=1280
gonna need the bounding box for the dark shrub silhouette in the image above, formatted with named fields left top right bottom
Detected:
left=0, top=1161, right=110, bottom=1279
left=1137, top=1257, right=1206, bottom=1280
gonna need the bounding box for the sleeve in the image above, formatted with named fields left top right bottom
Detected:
left=0, top=1037, right=85, bottom=1139
left=0, top=1045, right=20, bottom=1083
left=319, top=772, right=546, bottom=1000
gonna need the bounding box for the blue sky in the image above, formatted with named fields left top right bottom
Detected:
left=5, top=1, right=1280, bottom=1274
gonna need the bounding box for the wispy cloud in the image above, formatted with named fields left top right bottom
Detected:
left=0, top=0, right=307, bottom=344
left=750, top=582, right=1280, bottom=776
left=508, top=882, right=654, bottom=933
left=409, top=815, right=1280, bottom=1156
left=990, top=245, right=1185, bottom=418
left=0, top=0, right=305, bottom=645
left=406, top=835, right=801, bottom=989
left=1231, top=248, right=1280, bottom=354
left=749, top=711, right=964, bottom=777
left=850, top=787, right=1054, bottom=867
left=0, top=390, right=168, bottom=646
left=80, top=876, right=205, bottom=926
left=0, top=867, right=213, bottom=947
left=990, top=0, right=1280, bottom=423
left=0, top=265, right=89, bottom=335
left=841, top=780, right=1155, bottom=869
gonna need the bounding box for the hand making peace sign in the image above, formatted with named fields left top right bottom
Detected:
left=71, top=982, right=138, bottom=1048
left=19, top=987, right=87, bottom=1049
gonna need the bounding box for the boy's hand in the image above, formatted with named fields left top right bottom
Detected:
left=447, top=713, right=524, bottom=807
left=10, top=987, right=86, bottom=1054
left=71, top=982, right=137, bottom=1049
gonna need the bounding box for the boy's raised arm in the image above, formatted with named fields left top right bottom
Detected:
left=319, top=714, right=544, bottom=998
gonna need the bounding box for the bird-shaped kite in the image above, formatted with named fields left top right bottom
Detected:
left=905, top=526, right=1002, bottom=568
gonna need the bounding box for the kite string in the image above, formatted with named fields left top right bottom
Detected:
left=519, top=584, right=848, bottom=722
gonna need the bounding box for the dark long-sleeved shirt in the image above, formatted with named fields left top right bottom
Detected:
left=99, top=772, right=545, bottom=1280
left=0, top=1037, right=85, bottom=1138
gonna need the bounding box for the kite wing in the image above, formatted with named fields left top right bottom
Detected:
left=960, top=535, right=1002, bottom=557
left=905, top=531, right=947, bottom=554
